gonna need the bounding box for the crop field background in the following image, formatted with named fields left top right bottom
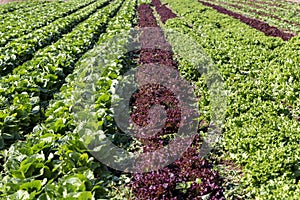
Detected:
left=0, top=0, right=299, bottom=199
left=0, top=0, right=50, bottom=4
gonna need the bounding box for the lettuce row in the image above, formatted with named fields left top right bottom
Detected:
left=161, top=0, right=300, bottom=198
left=254, top=0, right=300, bottom=10
left=202, top=0, right=300, bottom=34
left=0, top=0, right=72, bottom=41
left=221, top=0, right=300, bottom=22
left=0, top=0, right=121, bottom=149
left=0, top=0, right=48, bottom=15
left=0, top=0, right=102, bottom=74
left=0, top=0, right=136, bottom=198
left=1, top=0, right=52, bottom=22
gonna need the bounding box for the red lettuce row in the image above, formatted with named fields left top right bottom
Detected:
left=161, top=0, right=300, bottom=198
left=218, top=0, right=300, bottom=26
left=206, top=0, right=300, bottom=32
left=151, top=0, right=177, bottom=23
left=198, top=0, right=295, bottom=41
left=127, top=3, right=225, bottom=199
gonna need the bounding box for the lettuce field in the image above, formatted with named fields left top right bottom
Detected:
left=0, top=0, right=299, bottom=199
